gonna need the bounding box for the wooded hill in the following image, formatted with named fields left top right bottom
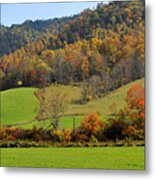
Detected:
left=0, top=0, right=145, bottom=92
left=0, top=16, right=75, bottom=56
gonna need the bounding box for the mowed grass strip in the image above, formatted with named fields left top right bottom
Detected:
left=21, top=115, right=105, bottom=129
left=1, top=88, right=39, bottom=125
left=1, top=147, right=144, bottom=170
left=20, top=116, right=82, bottom=129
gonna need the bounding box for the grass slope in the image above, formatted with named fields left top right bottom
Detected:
left=1, top=147, right=144, bottom=170
left=1, top=88, right=39, bottom=125
left=42, top=78, right=144, bottom=116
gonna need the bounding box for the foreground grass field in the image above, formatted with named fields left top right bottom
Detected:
left=1, top=147, right=144, bottom=170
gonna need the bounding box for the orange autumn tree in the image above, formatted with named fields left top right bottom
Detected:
left=81, top=56, right=89, bottom=80
left=126, top=83, right=144, bottom=129
left=64, top=129, right=71, bottom=144
left=81, top=112, right=102, bottom=136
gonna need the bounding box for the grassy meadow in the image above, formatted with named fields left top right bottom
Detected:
left=1, top=147, right=144, bottom=170
left=1, top=78, right=144, bottom=129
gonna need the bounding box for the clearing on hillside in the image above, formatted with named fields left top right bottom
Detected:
left=39, top=78, right=144, bottom=116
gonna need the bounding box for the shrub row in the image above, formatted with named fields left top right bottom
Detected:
left=0, top=112, right=144, bottom=147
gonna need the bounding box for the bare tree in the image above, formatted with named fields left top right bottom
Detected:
left=49, top=90, right=67, bottom=129
left=81, top=75, right=101, bottom=104
left=35, top=88, right=67, bottom=129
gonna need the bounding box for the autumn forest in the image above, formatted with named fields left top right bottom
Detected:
left=0, top=1, right=144, bottom=90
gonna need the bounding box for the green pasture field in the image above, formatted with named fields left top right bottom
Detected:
left=17, top=115, right=106, bottom=129
left=1, top=88, right=39, bottom=125
left=1, top=147, right=144, bottom=170
left=19, top=116, right=82, bottom=129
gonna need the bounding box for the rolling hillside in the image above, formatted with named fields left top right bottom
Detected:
left=1, top=78, right=144, bottom=129
left=37, top=78, right=144, bottom=117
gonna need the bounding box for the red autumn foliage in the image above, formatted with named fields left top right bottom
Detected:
left=126, top=84, right=144, bottom=111
left=7, top=135, right=15, bottom=141
left=126, top=83, right=145, bottom=129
